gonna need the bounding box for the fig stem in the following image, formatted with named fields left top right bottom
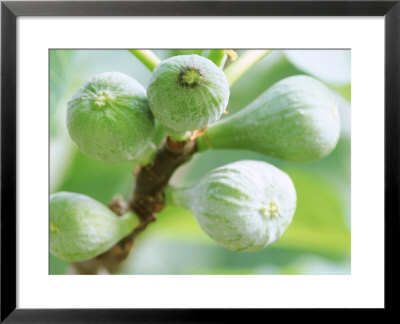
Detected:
left=129, top=50, right=161, bottom=71
left=224, top=50, right=272, bottom=86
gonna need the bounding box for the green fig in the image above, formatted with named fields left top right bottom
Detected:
left=147, top=54, right=230, bottom=134
left=67, top=72, right=155, bottom=162
left=198, top=75, right=340, bottom=162
left=167, top=160, right=296, bottom=252
left=50, top=192, right=138, bottom=262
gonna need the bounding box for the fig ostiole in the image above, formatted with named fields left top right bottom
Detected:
left=197, top=75, right=340, bottom=162
left=67, top=72, right=155, bottom=163
left=50, top=192, right=138, bottom=262
left=147, top=54, right=230, bottom=134
left=166, top=160, right=297, bottom=252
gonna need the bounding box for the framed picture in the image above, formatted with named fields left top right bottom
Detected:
left=1, top=0, right=398, bottom=321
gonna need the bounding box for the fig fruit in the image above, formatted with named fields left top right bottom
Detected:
left=50, top=192, right=137, bottom=262
left=167, top=160, right=296, bottom=252
left=147, top=54, right=230, bottom=133
left=67, top=72, right=155, bottom=162
left=198, top=75, right=340, bottom=162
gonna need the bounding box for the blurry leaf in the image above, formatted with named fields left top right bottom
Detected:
left=285, top=255, right=350, bottom=274
left=274, top=168, right=350, bottom=255
left=118, top=236, right=349, bottom=275
left=168, top=49, right=204, bottom=57
left=49, top=50, right=74, bottom=136
left=56, top=149, right=134, bottom=204
left=226, top=51, right=303, bottom=115
left=49, top=253, right=69, bottom=275
left=284, top=50, right=351, bottom=85
left=330, top=83, right=351, bottom=102
left=147, top=206, right=211, bottom=240
left=227, top=50, right=351, bottom=117
left=49, top=50, right=80, bottom=192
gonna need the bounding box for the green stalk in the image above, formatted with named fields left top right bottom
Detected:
left=164, top=186, right=177, bottom=207
left=224, top=50, right=272, bottom=86
left=164, top=185, right=190, bottom=209
left=129, top=50, right=161, bottom=71
left=167, top=131, right=192, bottom=142
left=134, top=143, right=158, bottom=166
left=207, top=49, right=228, bottom=68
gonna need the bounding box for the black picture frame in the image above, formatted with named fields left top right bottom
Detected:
left=1, top=0, right=399, bottom=322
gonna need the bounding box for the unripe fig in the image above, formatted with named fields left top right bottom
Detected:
left=198, top=75, right=340, bottom=162
left=67, top=72, right=155, bottom=162
left=168, top=160, right=297, bottom=252
left=147, top=55, right=230, bottom=133
left=50, top=192, right=137, bottom=262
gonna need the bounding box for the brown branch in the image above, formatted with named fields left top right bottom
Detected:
left=71, top=137, right=198, bottom=274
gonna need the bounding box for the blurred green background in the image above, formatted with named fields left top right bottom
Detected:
left=49, top=49, right=351, bottom=275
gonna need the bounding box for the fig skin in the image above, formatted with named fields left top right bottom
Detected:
left=147, top=54, right=230, bottom=133
left=50, top=192, right=137, bottom=262
left=168, top=160, right=297, bottom=252
left=198, top=75, right=340, bottom=162
left=67, top=72, right=155, bottom=163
